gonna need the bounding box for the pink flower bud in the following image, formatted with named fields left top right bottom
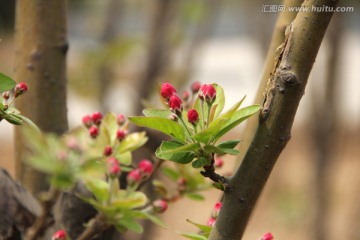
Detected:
left=153, top=199, right=168, bottom=213
left=214, top=158, right=224, bottom=168
left=82, top=115, right=92, bottom=128
left=199, top=84, right=216, bottom=102
left=181, top=90, right=190, bottom=101
left=168, top=94, right=183, bottom=115
left=89, top=126, right=99, bottom=138
left=191, top=81, right=201, bottom=94
left=107, top=157, right=121, bottom=178
left=138, top=159, right=153, bottom=175
left=160, top=82, right=177, bottom=100
left=116, top=129, right=126, bottom=141
left=177, top=177, right=187, bottom=186
left=187, top=109, right=199, bottom=124
left=261, top=232, right=274, bottom=240
left=213, top=201, right=222, bottom=218
left=14, top=82, right=28, bottom=97
left=91, top=111, right=103, bottom=125
left=127, top=169, right=142, bottom=185
left=52, top=230, right=67, bottom=240
left=207, top=217, right=216, bottom=227
left=103, top=146, right=113, bottom=156
left=117, top=114, right=126, bottom=126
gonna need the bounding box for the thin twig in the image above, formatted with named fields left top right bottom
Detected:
left=25, top=187, right=61, bottom=240
left=77, top=213, right=110, bottom=240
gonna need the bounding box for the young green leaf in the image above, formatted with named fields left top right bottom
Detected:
left=186, top=219, right=212, bottom=234
left=184, top=193, right=205, bottom=201
left=216, top=140, right=241, bottom=149
left=117, top=217, right=143, bottom=233
left=161, top=166, right=179, bottom=181
left=191, top=157, right=209, bottom=168
left=178, top=233, right=208, bottom=240
left=0, top=73, right=16, bottom=93
left=117, top=132, right=148, bottom=154
left=204, top=145, right=239, bottom=156
left=129, top=116, right=185, bottom=141
left=143, top=108, right=172, bottom=118
left=84, top=178, right=110, bottom=203
left=155, top=141, right=197, bottom=164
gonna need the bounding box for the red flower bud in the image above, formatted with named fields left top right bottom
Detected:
left=168, top=94, right=183, bottom=115
left=82, top=115, right=92, bottom=128
left=103, top=146, right=113, bottom=156
left=127, top=169, right=142, bottom=185
left=14, top=82, right=28, bottom=97
left=116, top=129, right=126, bottom=141
left=91, top=111, right=103, bottom=125
left=89, top=126, right=99, bottom=138
left=191, top=81, right=201, bottom=94
left=181, top=90, right=190, bottom=101
left=117, top=114, right=126, bottom=126
left=52, top=230, right=67, bottom=240
left=214, top=158, right=224, bottom=168
left=207, top=217, right=216, bottom=227
left=138, top=159, right=153, bottom=175
left=160, top=82, right=177, bottom=100
left=153, top=199, right=168, bottom=213
left=261, top=232, right=274, bottom=240
left=199, top=84, right=216, bottom=102
left=177, top=177, right=187, bottom=186
left=213, top=201, right=222, bottom=218
left=107, top=157, right=121, bottom=178
left=187, top=109, right=199, bottom=124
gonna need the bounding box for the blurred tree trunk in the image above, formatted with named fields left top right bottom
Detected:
left=311, top=15, right=343, bottom=240
left=135, top=0, right=178, bottom=115
left=14, top=0, right=68, bottom=195
left=235, top=0, right=303, bottom=167
left=98, top=0, right=123, bottom=112
left=209, top=0, right=339, bottom=239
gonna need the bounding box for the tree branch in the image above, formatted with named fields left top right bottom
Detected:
left=209, top=0, right=340, bottom=239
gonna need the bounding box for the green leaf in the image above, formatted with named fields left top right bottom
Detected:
left=161, top=167, right=179, bottom=181
left=185, top=193, right=205, bottom=201
left=212, top=83, right=225, bottom=119
left=84, top=178, right=109, bottom=203
left=155, top=141, right=196, bottom=164
left=152, top=180, right=168, bottom=197
left=3, top=112, right=23, bottom=125
left=178, top=233, right=208, bottom=240
left=100, top=112, right=118, bottom=145
left=217, top=140, right=241, bottom=149
left=0, top=73, right=16, bottom=93
left=129, top=116, right=185, bottom=141
left=143, top=108, right=172, bottom=118
left=117, top=132, right=148, bottom=154
left=204, top=145, right=239, bottom=156
left=117, top=217, right=143, bottom=233
left=19, top=115, right=40, bottom=131
left=26, top=155, right=56, bottom=173
left=111, top=190, right=147, bottom=209
left=191, top=157, right=209, bottom=168
left=213, top=105, right=261, bottom=141
left=132, top=210, right=166, bottom=228
left=186, top=219, right=212, bottom=234
left=115, top=151, right=132, bottom=165
left=192, top=118, right=228, bottom=144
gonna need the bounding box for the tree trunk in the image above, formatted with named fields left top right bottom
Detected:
left=209, top=0, right=340, bottom=239
left=235, top=0, right=303, bottom=167
left=14, top=0, right=68, bottom=195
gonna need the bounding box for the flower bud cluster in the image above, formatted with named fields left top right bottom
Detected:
left=107, top=157, right=121, bottom=178
left=2, top=82, right=28, bottom=109
left=127, top=159, right=154, bottom=186
left=82, top=112, right=128, bottom=141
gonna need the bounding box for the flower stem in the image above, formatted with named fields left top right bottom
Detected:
left=178, top=115, right=195, bottom=143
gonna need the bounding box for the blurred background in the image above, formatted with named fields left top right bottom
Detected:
left=0, top=0, right=359, bottom=239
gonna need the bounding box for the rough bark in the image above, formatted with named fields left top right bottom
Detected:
left=209, top=0, right=340, bottom=239
left=14, top=0, right=69, bottom=195
left=235, top=0, right=303, bottom=167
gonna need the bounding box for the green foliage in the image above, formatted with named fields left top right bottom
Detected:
left=129, top=83, right=260, bottom=174
left=0, top=73, right=15, bottom=93
left=177, top=219, right=212, bottom=240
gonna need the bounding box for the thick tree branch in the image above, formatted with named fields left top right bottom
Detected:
left=209, top=0, right=340, bottom=239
